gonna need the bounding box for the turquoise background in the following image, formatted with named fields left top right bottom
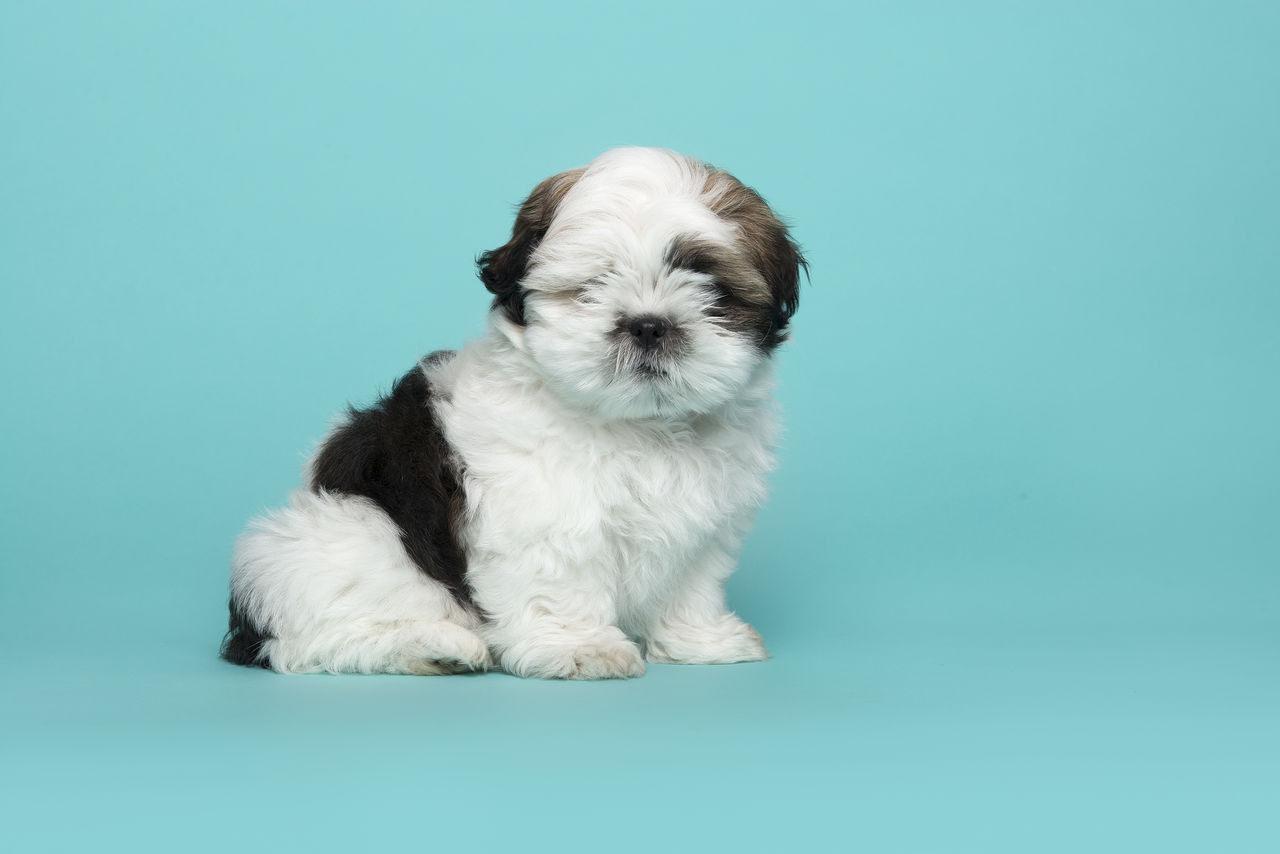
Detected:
left=2, top=1, right=1277, bottom=850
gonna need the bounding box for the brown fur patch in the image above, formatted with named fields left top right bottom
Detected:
left=664, top=235, right=777, bottom=348
left=700, top=170, right=806, bottom=348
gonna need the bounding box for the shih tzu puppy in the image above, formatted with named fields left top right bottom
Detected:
left=221, top=146, right=805, bottom=679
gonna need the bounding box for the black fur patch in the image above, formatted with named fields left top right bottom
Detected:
left=220, top=598, right=272, bottom=668
left=308, top=357, right=473, bottom=607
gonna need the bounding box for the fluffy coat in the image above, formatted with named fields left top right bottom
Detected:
left=223, top=147, right=804, bottom=679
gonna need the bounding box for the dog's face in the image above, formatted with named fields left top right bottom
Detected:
left=478, top=147, right=805, bottom=419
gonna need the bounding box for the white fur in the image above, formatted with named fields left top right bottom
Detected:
left=232, top=490, right=489, bottom=674
left=230, top=148, right=784, bottom=679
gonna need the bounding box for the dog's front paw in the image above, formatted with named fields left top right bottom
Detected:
left=504, top=630, right=646, bottom=680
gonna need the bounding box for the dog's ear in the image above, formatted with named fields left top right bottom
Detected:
left=707, top=176, right=808, bottom=348
left=477, top=167, right=585, bottom=325
left=756, top=211, right=806, bottom=339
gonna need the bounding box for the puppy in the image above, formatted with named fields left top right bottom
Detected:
left=221, top=147, right=805, bottom=679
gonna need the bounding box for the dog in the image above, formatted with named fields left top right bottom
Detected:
left=221, top=147, right=805, bottom=679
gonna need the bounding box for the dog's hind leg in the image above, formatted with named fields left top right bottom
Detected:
left=265, top=617, right=492, bottom=675
left=226, top=490, right=489, bottom=674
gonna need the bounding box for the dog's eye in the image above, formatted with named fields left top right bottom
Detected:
left=541, top=280, right=604, bottom=306
left=573, top=277, right=607, bottom=304
left=704, top=280, right=736, bottom=315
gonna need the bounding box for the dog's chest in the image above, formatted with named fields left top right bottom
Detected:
left=432, top=350, right=776, bottom=619
left=546, top=418, right=769, bottom=614
left=446, top=397, right=771, bottom=560
left=595, top=422, right=762, bottom=544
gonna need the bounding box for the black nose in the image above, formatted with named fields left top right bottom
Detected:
left=628, top=316, right=670, bottom=350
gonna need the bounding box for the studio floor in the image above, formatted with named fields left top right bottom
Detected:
left=5, top=616, right=1276, bottom=851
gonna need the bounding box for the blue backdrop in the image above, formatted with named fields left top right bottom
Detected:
left=2, top=2, right=1276, bottom=851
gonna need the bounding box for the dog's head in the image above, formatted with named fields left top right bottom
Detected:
left=478, top=147, right=805, bottom=419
